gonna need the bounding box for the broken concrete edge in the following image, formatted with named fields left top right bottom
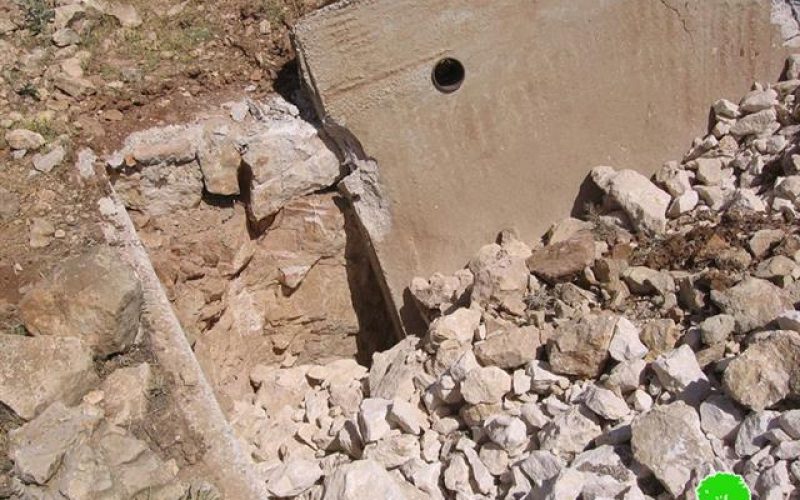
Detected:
left=295, top=31, right=407, bottom=342
left=102, top=189, right=267, bottom=499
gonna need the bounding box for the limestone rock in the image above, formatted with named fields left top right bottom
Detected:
left=0, top=187, right=19, bottom=222
left=461, top=366, right=511, bottom=405
left=409, top=270, right=473, bottom=316
left=427, top=307, right=480, bottom=349
left=266, top=459, right=323, bottom=497
left=28, top=217, right=54, bottom=248
left=608, top=316, right=647, bottom=362
left=740, top=88, right=778, bottom=113
left=723, top=331, right=800, bottom=410
left=369, top=337, right=423, bottom=401
left=547, top=312, right=616, bottom=378
left=0, top=336, right=98, bottom=420
left=243, top=118, right=340, bottom=222
left=699, top=314, right=736, bottom=345
left=699, top=394, right=745, bottom=441
left=710, top=278, right=792, bottom=333
left=777, top=311, right=800, bottom=332
left=583, top=385, right=630, bottom=421
left=631, top=401, right=714, bottom=496
left=526, top=232, right=595, bottom=283
left=469, top=243, right=529, bottom=315
left=735, top=411, right=780, bottom=457
left=32, top=145, right=65, bottom=173
left=519, top=450, right=563, bottom=487
left=474, top=325, right=539, bottom=369
left=5, top=129, right=45, bottom=151
left=323, top=459, right=424, bottom=499
left=359, top=398, right=392, bottom=443
left=362, top=434, right=420, bottom=469
left=101, top=363, right=152, bottom=426
left=539, top=406, right=601, bottom=459
left=484, top=415, right=527, bottom=451
left=749, top=229, right=784, bottom=259
left=591, top=166, right=671, bottom=234
left=9, top=402, right=103, bottom=484
left=198, top=138, right=241, bottom=196
left=20, top=246, right=143, bottom=358
left=730, top=108, right=778, bottom=136
left=651, top=345, right=711, bottom=405
left=622, top=266, right=674, bottom=296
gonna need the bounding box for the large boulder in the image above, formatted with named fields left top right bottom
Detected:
left=0, top=335, right=98, bottom=420
left=19, top=246, right=143, bottom=358
left=631, top=401, right=713, bottom=497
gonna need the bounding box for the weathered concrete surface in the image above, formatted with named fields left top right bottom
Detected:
left=295, top=0, right=793, bottom=333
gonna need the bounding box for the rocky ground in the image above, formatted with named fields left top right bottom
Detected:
left=2, top=0, right=800, bottom=498
left=216, top=62, right=800, bottom=498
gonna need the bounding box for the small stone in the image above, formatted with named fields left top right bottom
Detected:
left=778, top=410, right=800, bottom=439
left=631, top=401, right=714, bottom=496
left=695, top=158, right=723, bottom=185
left=5, top=129, right=45, bottom=150
left=699, top=314, right=736, bottom=346
left=519, top=450, right=563, bottom=487
left=739, top=88, right=778, bottom=113
left=655, top=161, right=693, bottom=196
left=735, top=411, right=780, bottom=457
left=755, top=256, right=797, bottom=285
left=591, top=166, right=671, bottom=234
left=699, top=394, right=745, bottom=440
left=9, top=402, right=102, bottom=485
left=198, top=138, right=241, bottom=196
left=29, top=217, right=54, bottom=248
left=629, top=389, right=653, bottom=412
left=484, top=415, right=527, bottom=451
left=539, top=405, right=601, bottom=459
left=478, top=444, right=509, bottom=476
left=443, top=454, right=471, bottom=495
left=474, top=325, right=539, bottom=369
left=776, top=311, right=800, bottom=332
left=266, top=459, right=323, bottom=497
left=0, top=187, right=20, bottom=222
left=323, top=459, right=421, bottom=499
left=608, top=316, right=647, bottom=361
left=362, top=434, right=420, bottom=469
left=713, top=99, right=740, bottom=118
left=469, top=243, right=529, bottom=315
left=730, top=108, right=778, bottom=136
left=547, top=312, right=616, bottom=378
left=583, top=385, right=629, bottom=420
left=32, top=145, right=65, bottom=173
left=667, top=189, right=699, bottom=217
left=622, top=266, right=674, bottom=296
left=101, top=363, right=152, bottom=426
left=427, top=307, right=481, bottom=349
left=358, top=398, right=392, bottom=443
left=723, top=331, right=800, bottom=410
left=388, top=399, right=425, bottom=435
left=526, top=231, right=595, bottom=282
left=652, top=345, right=710, bottom=405
left=0, top=336, right=98, bottom=420
left=640, top=319, right=680, bottom=358
left=461, top=366, right=511, bottom=405
left=51, top=27, right=80, bottom=47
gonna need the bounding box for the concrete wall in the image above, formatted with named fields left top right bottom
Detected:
left=295, top=0, right=795, bottom=334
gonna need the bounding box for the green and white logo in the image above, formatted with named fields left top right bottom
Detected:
left=695, top=472, right=751, bottom=500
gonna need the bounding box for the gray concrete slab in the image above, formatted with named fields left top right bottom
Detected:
left=294, top=0, right=794, bottom=334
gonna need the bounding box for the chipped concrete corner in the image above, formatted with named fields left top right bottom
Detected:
left=295, top=0, right=794, bottom=335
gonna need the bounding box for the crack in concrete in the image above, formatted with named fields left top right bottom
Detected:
left=657, top=0, right=694, bottom=39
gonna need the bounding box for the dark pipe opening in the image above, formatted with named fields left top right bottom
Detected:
left=432, top=57, right=465, bottom=93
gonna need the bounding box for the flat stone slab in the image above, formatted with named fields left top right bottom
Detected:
left=294, top=0, right=790, bottom=333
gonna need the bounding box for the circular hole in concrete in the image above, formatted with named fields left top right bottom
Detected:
left=432, top=58, right=465, bottom=93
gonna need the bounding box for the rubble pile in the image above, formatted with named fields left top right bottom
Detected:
left=230, top=58, right=800, bottom=499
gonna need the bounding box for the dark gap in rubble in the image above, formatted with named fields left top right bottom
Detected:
left=337, top=196, right=398, bottom=366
